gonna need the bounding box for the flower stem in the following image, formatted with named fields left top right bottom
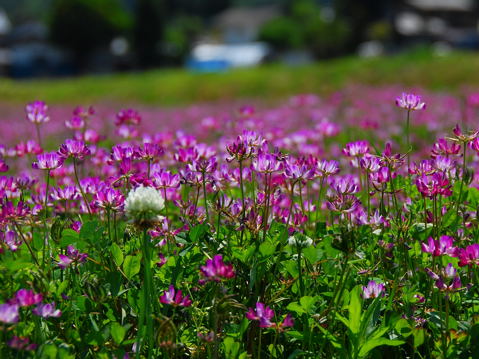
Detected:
left=73, top=158, right=92, bottom=217
left=42, top=170, right=50, bottom=269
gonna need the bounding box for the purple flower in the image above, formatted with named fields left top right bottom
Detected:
left=153, top=169, right=181, bottom=189
left=8, top=336, right=35, bottom=350
left=94, top=187, right=124, bottom=211
left=57, top=255, right=73, bottom=269
left=115, top=108, right=142, bottom=126
left=0, top=303, right=19, bottom=323
left=316, top=159, right=340, bottom=177
left=395, top=93, right=426, bottom=111
left=431, top=138, right=460, bottom=158
left=15, top=289, right=42, bottom=307
left=135, top=143, right=164, bottom=160
left=26, top=101, right=49, bottom=124
left=283, top=157, right=315, bottom=181
left=65, top=116, right=85, bottom=130
left=329, top=176, right=359, bottom=195
left=32, top=302, right=61, bottom=318
left=32, top=152, right=63, bottom=170
left=362, top=280, right=385, bottom=299
left=159, top=285, right=192, bottom=307
left=252, top=153, right=282, bottom=173
left=57, top=245, right=88, bottom=269
left=455, top=244, right=479, bottom=267
left=415, top=173, right=452, bottom=199
left=342, top=141, right=369, bottom=158
left=58, top=139, right=91, bottom=160
left=7, top=336, right=37, bottom=351
left=199, top=255, right=235, bottom=283
left=426, top=264, right=462, bottom=292
left=246, top=302, right=275, bottom=328
left=421, top=236, right=455, bottom=257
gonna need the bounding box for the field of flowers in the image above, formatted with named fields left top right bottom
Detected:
left=1, top=85, right=479, bottom=358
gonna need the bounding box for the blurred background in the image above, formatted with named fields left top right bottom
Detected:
left=1, top=0, right=479, bottom=78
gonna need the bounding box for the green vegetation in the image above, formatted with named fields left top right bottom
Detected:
left=1, top=50, right=478, bottom=105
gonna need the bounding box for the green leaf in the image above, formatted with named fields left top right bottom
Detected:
left=39, top=343, right=58, bottom=359
left=60, top=228, right=80, bottom=247
left=123, top=255, right=141, bottom=279
left=395, top=318, right=412, bottom=337
left=189, top=224, right=209, bottom=242
left=412, top=328, right=425, bottom=348
left=286, top=302, right=305, bottom=314
left=299, top=296, right=317, bottom=313
left=111, top=322, right=126, bottom=345
left=317, top=325, right=342, bottom=349
left=110, top=243, right=124, bottom=266
left=223, top=337, right=241, bottom=359
left=80, top=220, right=104, bottom=246
left=259, top=241, right=276, bottom=257
left=348, top=286, right=362, bottom=335
left=358, top=338, right=405, bottom=357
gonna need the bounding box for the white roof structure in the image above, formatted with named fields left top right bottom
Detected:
left=407, top=0, right=473, bottom=11
left=0, top=8, right=11, bottom=36
left=191, top=42, right=269, bottom=68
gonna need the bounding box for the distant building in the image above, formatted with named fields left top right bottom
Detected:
left=213, top=5, right=280, bottom=43
left=394, top=0, right=479, bottom=49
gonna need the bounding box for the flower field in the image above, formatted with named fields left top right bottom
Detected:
left=1, top=85, right=479, bottom=358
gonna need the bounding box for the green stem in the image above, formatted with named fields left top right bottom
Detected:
left=406, top=109, right=411, bottom=171
left=73, top=158, right=92, bottom=217
left=35, top=123, right=43, bottom=148
left=13, top=221, right=40, bottom=267
left=42, top=170, right=51, bottom=269
left=202, top=171, right=209, bottom=222
left=455, top=143, right=467, bottom=219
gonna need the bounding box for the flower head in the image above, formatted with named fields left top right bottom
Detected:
left=32, top=302, right=61, bottom=318
left=26, top=101, right=49, bottom=124
left=124, top=186, right=165, bottom=224
left=58, top=139, right=91, bottom=160
left=159, top=285, right=192, bottom=307
left=32, top=152, right=63, bottom=170
left=395, top=93, right=426, bottom=111
left=15, top=289, right=42, bottom=307
left=362, top=280, right=385, bottom=299
left=199, top=255, right=235, bottom=283
left=246, top=302, right=275, bottom=328
left=0, top=303, right=19, bottom=323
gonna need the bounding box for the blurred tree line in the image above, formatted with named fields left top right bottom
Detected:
left=44, top=0, right=390, bottom=69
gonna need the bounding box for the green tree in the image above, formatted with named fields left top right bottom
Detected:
left=49, top=0, right=131, bottom=69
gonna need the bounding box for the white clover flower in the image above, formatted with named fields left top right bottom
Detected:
left=287, top=235, right=313, bottom=248
left=125, top=186, right=165, bottom=223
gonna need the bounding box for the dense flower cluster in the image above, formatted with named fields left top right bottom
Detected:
left=1, top=88, right=479, bottom=357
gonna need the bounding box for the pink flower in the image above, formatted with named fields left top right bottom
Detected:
left=32, top=152, right=63, bottom=170
left=159, top=285, right=192, bottom=307
left=0, top=303, right=19, bottom=323
left=455, top=244, right=479, bottom=267
left=199, top=255, right=235, bottom=283
left=115, top=108, right=142, bottom=126
left=362, top=280, right=385, bottom=299
left=246, top=302, right=275, bottom=328
left=15, top=289, right=42, bottom=307
left=26, top=101, right=49, bottom=124
left=33, top=302, right=61, bottom=318
left=252, top=153, right=282, bottom=174
left=421, top=236, right=455, bottom=257
left=8, top=336, right=37, bottom=351
left=395, top=93, right=426, bottom=111
left=342, top=141, right=369, bottom=157
left=316, top=159, right=340, bottom=177
left=58, top=139, right=91, bottom=160
left=415, top=173, right=452, bottom=199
